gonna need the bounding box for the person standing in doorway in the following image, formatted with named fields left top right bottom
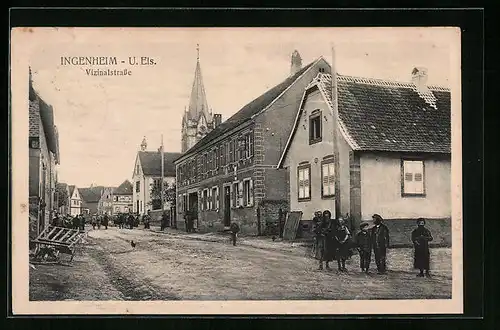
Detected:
left=370, top=214, right=390, bottom=274
left=411, top=218, right=433, bottom=277
left=356, top=222, right=372, bottom=274
left=161, top=211, right=168, bottom=231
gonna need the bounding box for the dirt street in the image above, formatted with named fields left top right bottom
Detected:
left=30, top=226, right=452, bottom=301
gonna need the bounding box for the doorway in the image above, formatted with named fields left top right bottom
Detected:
left=188, top=192, right=198, bottom=222
left=223, top=186, right=231, bottom=227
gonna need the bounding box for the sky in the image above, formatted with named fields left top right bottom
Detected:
left=28, top=27, right=457, bottom=188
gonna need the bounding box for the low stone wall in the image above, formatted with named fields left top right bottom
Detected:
left=354, top=217, right=452, bottom=248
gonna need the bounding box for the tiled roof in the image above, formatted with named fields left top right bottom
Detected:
left=68, top=185, right=76, bottom=197
left=79, top=187, right=103, bottom=203
left=114, top=180, right=133, bottom=195
left=138, top=151, right=181, bottom=177
left=279, top=72, right=451, bottom=166
left=176, top=59, right=318, bottom=161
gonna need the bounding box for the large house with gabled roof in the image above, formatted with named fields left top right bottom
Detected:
left=278, top=57, right=452, bottom=245
left=132, top=138, right=181, bottom=215
left=174, top=50, right=331, bottom=234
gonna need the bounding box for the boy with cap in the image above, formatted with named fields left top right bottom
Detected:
left=356, top=222, right=372, bottom=274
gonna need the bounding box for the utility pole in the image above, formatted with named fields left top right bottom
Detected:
left=160, top=134, right=165, bottom=212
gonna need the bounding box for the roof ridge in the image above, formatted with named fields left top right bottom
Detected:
left=337, top=74, right=450, bottom=91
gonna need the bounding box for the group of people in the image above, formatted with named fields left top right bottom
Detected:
left=114, top=212, right=139, bottom=229
left=90, top=214, right=109, bottom=230
left=313, top=212, right=434, bottom=277
left=51, top=212, right=85, bottom=231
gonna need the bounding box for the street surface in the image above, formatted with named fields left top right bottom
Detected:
left=30, top=226, right=452, bottom=300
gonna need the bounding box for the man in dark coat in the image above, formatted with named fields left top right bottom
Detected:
left=127, top=213, right=135, bottom=229
left=370, top=214, right=390, bottom=274
left=103, top=214, right=109, bottom=229
left=356, top=222, right=372, bottom=273
left=411, top=218, right=433, bottom=277
left=72, top=215, right=80, bottom=230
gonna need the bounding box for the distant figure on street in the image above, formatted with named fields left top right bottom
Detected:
left=103, top=214, right=109, bottom=230
left=143, top=212, right=151, bottom=229
left=52, top=212, right=60, bottom=227
left=79, top=214, right=85, bottom=231
left=91, top=215, right=97, bottom=230
left=370, top=214, right=390, bottom=274
left=161, top=211, right=168, bottom=231
left=411, top=218, right=433, bottom=277
left=72, top=215, right=80, bottom=230
left=127, top=213, right=135, bottom=229
left=334, top=216, right=351, bottom=272
left=230, top=222, right=240, bottom=246
left=184, top=211, right=192, bottom=232
left=356, top=222, right=372, bottom=274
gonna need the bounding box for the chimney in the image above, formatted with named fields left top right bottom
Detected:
left=411, top=67, right=429, bottom=92
left=290, top=50, right=302, bottom=76
left=213, top=114, right=222, bottom=128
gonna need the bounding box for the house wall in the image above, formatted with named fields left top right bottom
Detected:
left=357, top=153, right=452, bottom=246
left=359, top=153, right=451, bottom=219
left=283, top=89, right=352, bottom=222
left=175, top=59, right=330, bottom=235
left=29, top=98, right=55, bottom=229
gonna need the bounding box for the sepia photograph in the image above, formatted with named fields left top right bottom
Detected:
left=10, top=26, right=462, bottom=314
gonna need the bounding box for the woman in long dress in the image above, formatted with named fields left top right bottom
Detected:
left=335, top=217, right=352, bottom=272
left=411, top=218, right=433, bottom=277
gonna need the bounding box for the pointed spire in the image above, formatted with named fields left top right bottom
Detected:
left=187, top=44, right=211, bottom=122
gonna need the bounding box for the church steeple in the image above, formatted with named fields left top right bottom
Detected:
left=187, top=44, right=211, bottom=122
left=140, top=136, right=147, bottom=151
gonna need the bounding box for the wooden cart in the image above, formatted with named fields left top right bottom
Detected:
left=31, top=225, right=85, bottom=264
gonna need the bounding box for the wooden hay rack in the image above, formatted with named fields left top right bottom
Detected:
left=30, top=225, right=85, bottom=264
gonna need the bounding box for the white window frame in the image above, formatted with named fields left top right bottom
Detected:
left=298, top=164, right=311, bottom=201
left=401, top=159, right=425, bottom=196
left=242, top=178, right=254, bottom=207
left=321, top=159, right=335, bottom=198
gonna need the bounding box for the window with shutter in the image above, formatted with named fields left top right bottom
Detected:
left=233, top=182, right=240, bottom=207
left=249, top=179, right=254, bottom=206
left=230, top=184, right=234, bottom=208
left=215, top=187, right=220, bottom=210
left=238, top=181, right=244, bottom=206
left=321, top=160, right=335, bottom=197
left=298, top=164, right=311, bottom=201
left=402, top=159, right=425, bottom=196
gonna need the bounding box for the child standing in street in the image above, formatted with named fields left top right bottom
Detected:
left=356, top=222, right=372, bottom=274
left=230, top=222, right=240, bottom=246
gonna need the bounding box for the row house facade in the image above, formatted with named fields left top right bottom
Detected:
left=279, top=57, right=452, bottom=246
left=29, top=68, right=60, bottom=236
left=111, top=180, right=133, bottom=214
left=68, top=185, right=82, bottom=216
left=174, top=51, right=331, bottom=234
